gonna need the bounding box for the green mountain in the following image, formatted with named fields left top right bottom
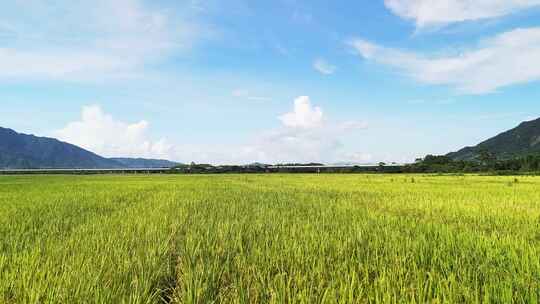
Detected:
left=448, top=118, right=540, bottom=161
left=0, top=127, right=180, bottom=169
left=0, top=127, right=122, bottom=169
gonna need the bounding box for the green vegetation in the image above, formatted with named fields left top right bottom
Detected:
left=406, top=153, right=540, bottom=174
left=2, top=174, right=540, bottom=303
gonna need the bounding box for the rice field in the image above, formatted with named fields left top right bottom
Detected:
left=1, top=174, right=540, bottom=303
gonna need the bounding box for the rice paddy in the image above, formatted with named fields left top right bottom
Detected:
left=1, top=174, right=540, bottom=303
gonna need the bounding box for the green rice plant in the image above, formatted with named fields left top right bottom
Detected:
left=1, top=174, right=540, bottom=303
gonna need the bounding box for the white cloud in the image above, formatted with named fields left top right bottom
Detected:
left=55, top=105, right=172, bottom=159
left=242, top=96, right=368, bottom=164
left=168, top=96, right=367, bottom=164
left=246, top=128, right=342, bottom=163
left=0, top=49, right=137, bottom=81
left=279, top=96, right=324, bottom=128
left=0, top=0, right=203, bottom=82
left=384, top=0, right=540, bottom=28
left=349, top=27, right=540, bottom=94
left=313, top=58, right=337, bottom=75
left=55, top=98, right=368, bottom=164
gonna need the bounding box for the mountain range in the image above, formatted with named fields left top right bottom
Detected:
left=3, top=117, right=540, bottom=169
left=448, top=117, right=540, bottom=161
left=0, top=127, right=179, bottom=169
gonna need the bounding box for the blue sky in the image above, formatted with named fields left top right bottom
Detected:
left=2, top=0, right=540, bottom=164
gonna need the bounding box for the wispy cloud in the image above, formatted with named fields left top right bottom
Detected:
left=384, top=0, right=540, bottom=28
left=0, top=0, right=206, bottom=82
left=313, top=58, right=337, bottom=75
left=349, top=27, right=540, bottom=94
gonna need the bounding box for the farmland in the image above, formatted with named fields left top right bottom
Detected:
left=1, top=174, right=540, bottom=303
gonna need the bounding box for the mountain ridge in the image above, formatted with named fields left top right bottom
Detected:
left=0, top=127, right=179, bottom=169
left=0, top=127, right=121, bottom=169
left=448, top=117, right=540, bottom=161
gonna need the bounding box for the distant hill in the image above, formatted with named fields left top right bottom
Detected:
left=0, top=127, right=181, bottom=169
left=0, top=127, right=121, bottom=169
left=448, top=118, right=540, bottom=161
left=110, top=158, right=180, bottom=168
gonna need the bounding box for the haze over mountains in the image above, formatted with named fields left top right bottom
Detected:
left=0, top=127, right=179, bottom=169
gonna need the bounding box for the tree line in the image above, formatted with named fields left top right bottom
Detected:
left=404, top=150, right=540, bottom=174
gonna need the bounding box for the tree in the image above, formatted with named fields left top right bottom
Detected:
left=477, top=148, right=496, bottom=169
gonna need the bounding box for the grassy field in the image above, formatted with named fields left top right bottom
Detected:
left=1, top=174, right=540, bottom=303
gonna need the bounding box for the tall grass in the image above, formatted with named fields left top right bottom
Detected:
left=1, top=174, right=539, bottom=303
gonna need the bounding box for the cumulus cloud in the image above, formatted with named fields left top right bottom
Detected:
left=313, top=58, right=336, bottom=75
left=384, top=0, right=540, bottom=28
left=279, top=96, right=324, bottom=128
left=55, top=105, right=172, bottom=159
left=246, top=128, right=342, bottom=163
left=243, top=96, right=368, bottom=163
left=55, top=98, right=368, bottom=164
left=349, top=27, right=540, bottom=94
left=169, top=96, right=367, bottom=164
left=0, top=0, right=203, bottom=81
